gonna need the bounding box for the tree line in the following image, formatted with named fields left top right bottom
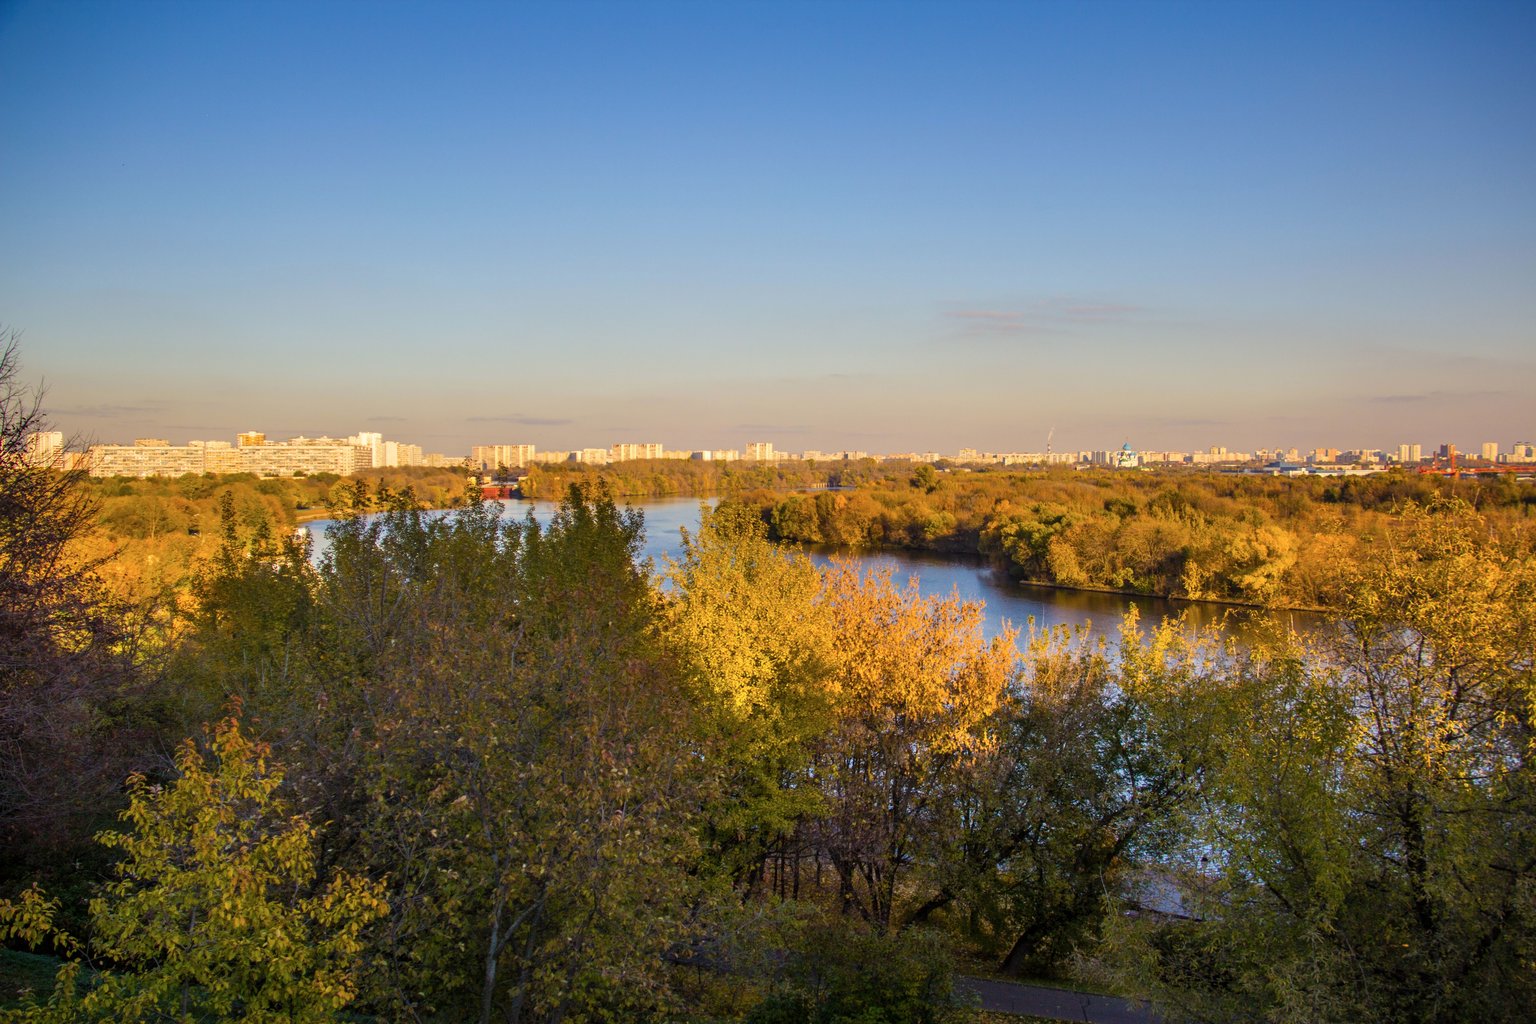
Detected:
left=742, top=463, right=1536, bottom=608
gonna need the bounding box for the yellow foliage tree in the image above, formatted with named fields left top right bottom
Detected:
left=812, top=562, right=1018, bottom=930
left=662, top=501, right=839, bottom=885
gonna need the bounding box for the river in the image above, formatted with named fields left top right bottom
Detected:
left=303, top=497, right=1318, bottom=646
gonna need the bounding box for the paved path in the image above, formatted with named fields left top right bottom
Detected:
left=956, top=976, right=1160, bottom=1023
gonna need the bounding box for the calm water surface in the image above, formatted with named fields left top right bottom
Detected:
left=304, top=497, right=1318, bottom=647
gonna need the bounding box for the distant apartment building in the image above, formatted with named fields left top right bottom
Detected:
left=236, top=431, right=266, bottom=447
left=89, top=435, right=374, bottom=478
left=1512, top=442, right=1536, bottom=461
left=745, top=441, right=776, bottom=462
left=471, top=444, right=536, bottom=471
left=1481, top=441, right=1499, bottom=462
left=380, top=441, right=423, bottom=468
left=609, top=442, right=664, bottom=462
left=24, top=431, right=65, bottom=468
left=91, top=442, right=216, bottom=477
left=691, top=449, right=740, bottom=462
left=345, top=432, right=383, bottom=469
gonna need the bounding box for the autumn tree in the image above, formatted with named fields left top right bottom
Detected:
left=809, top=563, right=1017, bottom=931
left=662, top=500, right=839, bottom=889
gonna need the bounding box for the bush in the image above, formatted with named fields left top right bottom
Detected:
left=746, top=923, right=967, bottom=1024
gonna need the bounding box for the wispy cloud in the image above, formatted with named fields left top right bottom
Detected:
left=945, top=297, right=1146, bottom=339
left=367, top=415, right=407, bottom=423
left=1368, top=389, right=1512, bottom=404
left=766, top=371, right=879, bottom=387
left=468, top=414, right=573, bottom=426
left=948, top=310, right=1030, bottom=322
left=1144, top=416, right=1230, bottom=429
left=734, top=423, right=813, bottom=434
left=52, top=402, right=166, bottom=417
left=944, top=311, right=1063, bottom=337
left=1359, top=345, right=1536, bottom=373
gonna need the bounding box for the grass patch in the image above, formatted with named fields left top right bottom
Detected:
left=0, top=948, right=62, bottom=1009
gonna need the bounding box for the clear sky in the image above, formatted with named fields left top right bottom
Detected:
left=3, top=0, right=1533, bottom=456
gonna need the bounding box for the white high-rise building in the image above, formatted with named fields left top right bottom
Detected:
left=609, top=442, right=664, bottom=462
left=24, top=431, right=64, bottom=468
left=470, top=444, right=536, bottom=471
left=380, top=441, right=424, bottom=468
left=89, top=435, right=371, bottom=477
left=347, top=432, right=384, bottom=470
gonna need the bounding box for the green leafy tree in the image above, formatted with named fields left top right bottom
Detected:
left=315, top=484, right=704, bottom=1024
left=1104, top=501, right=1536, bottom=1023
left=0, top=713, right=386, bottom=1023
left=909, top=464, right=940, bottom=495
left=164, top=491, right=316, bottom=731
left=911, top=619, right=1199, bottom=976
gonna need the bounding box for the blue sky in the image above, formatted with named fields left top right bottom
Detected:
left=3, top=0, right=1533, bottom=455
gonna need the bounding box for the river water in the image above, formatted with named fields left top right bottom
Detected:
left=303, top=497, right=1317, bottom=647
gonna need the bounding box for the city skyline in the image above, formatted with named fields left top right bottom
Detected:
left=3, top=1, right=1534, bottom=454
left=47, top=424, right=1536, bottom=474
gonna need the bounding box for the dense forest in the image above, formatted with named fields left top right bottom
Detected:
left=740, top=463, right=1536, bottom=609
left=4, top=342, right=1535, bottom=1022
